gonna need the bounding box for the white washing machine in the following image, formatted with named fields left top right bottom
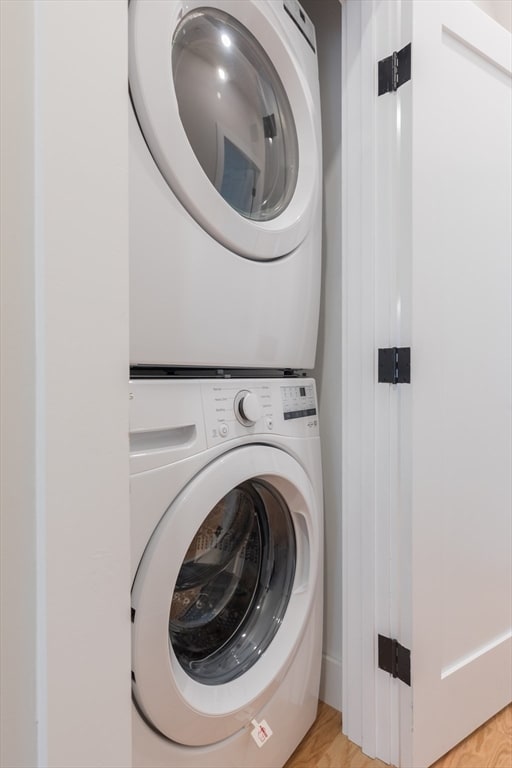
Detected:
left=130, top=376, right=323, bottom=767
left=129, top=0, right=322, bottom=369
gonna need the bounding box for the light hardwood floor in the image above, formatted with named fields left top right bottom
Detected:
left=284, top=701, right=512, bottom=768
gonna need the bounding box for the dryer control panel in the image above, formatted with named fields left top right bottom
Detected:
left=201, top=378, right=319, bottom=447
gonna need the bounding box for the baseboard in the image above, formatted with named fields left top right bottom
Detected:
left=319, top=653, right=342, bottom=711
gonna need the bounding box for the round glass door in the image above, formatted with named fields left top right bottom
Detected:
left=130, top=445, right=319, bottom=746
left=170, top=479, right=296, bottom=684
left=171, top=8, right=299, bottom=221
left=129, top=0, right=319, bottom=260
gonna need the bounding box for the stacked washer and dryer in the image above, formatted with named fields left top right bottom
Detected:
left=128, top=1, right=324, bottom=766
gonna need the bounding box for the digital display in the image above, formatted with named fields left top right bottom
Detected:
left=281, top=384, right=317, bottom=420
left=283, top=408, right=317, bottom=421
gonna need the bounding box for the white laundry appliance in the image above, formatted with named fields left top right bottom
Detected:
left=129, top=0, right=322, bottom=369
left=130, top=376, right=323, bottom=768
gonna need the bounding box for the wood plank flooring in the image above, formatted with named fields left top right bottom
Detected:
left=284, top=701, right=512, bottom=768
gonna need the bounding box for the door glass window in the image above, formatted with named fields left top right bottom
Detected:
left=169, top=479, right=296, bottom=685
left=172, top=9, right=299, bottom=221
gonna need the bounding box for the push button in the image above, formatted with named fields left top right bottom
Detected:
left=219, top=423, right=229, bottom=437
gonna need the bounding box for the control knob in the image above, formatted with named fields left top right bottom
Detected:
left=234, top=390, right=262, bottom=426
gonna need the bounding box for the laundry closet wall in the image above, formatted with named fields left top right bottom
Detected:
left=472, top=0, right=512, bottom=28
left=0, top=1, right=131, bottom=766
left=302, top=0, right=342, bottom=711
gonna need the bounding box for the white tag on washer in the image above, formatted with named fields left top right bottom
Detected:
left=250, top=718, right=273, bottom=748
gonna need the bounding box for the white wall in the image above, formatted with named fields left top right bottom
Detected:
left=1, top=3, right=38, bottom=765
left=302, top=0, right=343, bottom=711
left=472, top=0, right=512, bottom=31
left=0, top=2, right=131, bottom=766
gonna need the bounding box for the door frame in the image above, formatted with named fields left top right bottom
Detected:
left=0, top=2, right=131, bottom=765
left=341, top=0, right=410, bottom=764
left=341, top=0, right=381, bottom=758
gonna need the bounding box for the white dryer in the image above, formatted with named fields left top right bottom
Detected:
left=130, top=376, right=323, bottom=767
left=129, top=0, right=322, bottom=369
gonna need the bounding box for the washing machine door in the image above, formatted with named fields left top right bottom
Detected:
left=131, top=445, right=320, bottom=746
left=129, top=0, right=319, bottom=260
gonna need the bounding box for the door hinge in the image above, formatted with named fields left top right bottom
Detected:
left=378, top=347, right=411, bottom=384
left=378, top=634, right=411, bottom=686
left=378, top=43, right=411, bottom=95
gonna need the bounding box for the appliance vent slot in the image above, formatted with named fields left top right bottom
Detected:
left=283, top=0, right=316, bottom=53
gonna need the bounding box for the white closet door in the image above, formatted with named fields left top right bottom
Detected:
left=342, top=1, right=511, bottom=767
left=400, top=2, right=512, bottom=766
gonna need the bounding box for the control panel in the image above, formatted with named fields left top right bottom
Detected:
left=281, top=383, right=317, bottom=421
left=201, top=378, right=319, bottom=447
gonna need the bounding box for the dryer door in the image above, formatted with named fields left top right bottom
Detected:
left=129, top=0, right=319, bottom=260
left=131, top=445, right=320, bottom=746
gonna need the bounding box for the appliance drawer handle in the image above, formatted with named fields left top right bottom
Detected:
left=130, top=425, right=196, bottom=453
